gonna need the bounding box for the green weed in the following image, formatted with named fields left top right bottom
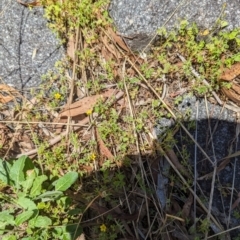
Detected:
left=2, top=0, right=240, bottom=238
left=0, top=156, right=79, bottom=239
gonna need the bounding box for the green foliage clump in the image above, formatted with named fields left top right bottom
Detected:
left=41, top=0, right=111, bottom=41
left=154, top=20, right=240, bottom=96
left=0, top=156, right=80, bottom=239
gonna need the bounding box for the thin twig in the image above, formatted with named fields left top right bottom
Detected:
left=193, top=100, right=199, bottom=235
left=122, top=59, right=143, bottom=239
left=125, top=57, right=224, bottom=231
left=204, top=96, right=218, bottom=240
left=126, top=57, right=219, bottom=166
left=227, top=112, right=240, bottom=227
left=66, top=26, right=80, bottom=156
left=105, top=27, right=224, bottom=231
left=16, top=91, right=124, bottom=158
left=1, top=120, right=88, bottom=126
left=207, top=224, right=240, bottom=239
left=157, top=143, right=223, bottom=232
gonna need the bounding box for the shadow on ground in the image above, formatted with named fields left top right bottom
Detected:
left=64, top=116, right=240, bottom=239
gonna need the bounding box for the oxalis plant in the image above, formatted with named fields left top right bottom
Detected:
left=0, top=156, right=79, bottom=239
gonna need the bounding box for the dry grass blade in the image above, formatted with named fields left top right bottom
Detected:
left=65, top=26, right=80, bottom=144
left=96, top=129, right=114, bottom=160
left=227, top=112, right=240, bottom=228
left=221, top=82, right=240, bottom=105
left=219, top=62, right=240, bottom=105
left=182, top=193, right=193, bottom=220
left=231, top=192, right=240, bottom=211
left=219, top=62, right=240, bottom=81
left=59, top=89, right=115, bottom=118
left=204, top=97, right=218, bottom=240
left=220, top=150, right=240, bottom=161
left=17, top=91, right=124, bottom=158
left=166, top=149, right=189, bottom=177
left=101, top=34, right=121, bottom=62
left=122, top=59, right=148, bottom=235
left=0, top=84, right=21, bottom=103
left=67, top=34, right=75, bottom=61
left=197, top=157, right=231, bottom=180
left=17, top=0, right=41, bottom=7
left=157, top=143, right=223, bottom=231
left=126, top=56, right=217, bottom=167
left=106, top=27, right=130, bottom=52
left=207, top=225, right=240, bottom=239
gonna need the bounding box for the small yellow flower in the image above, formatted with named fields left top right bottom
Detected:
left=54, top=93, right=61, bottom=100
left=100, top=224, right=107, bottom=232
left=89, top=153, right=96, bottom=161
left=86, top=109, right=93, bottom=115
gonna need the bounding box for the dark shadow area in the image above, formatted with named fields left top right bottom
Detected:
left=65, top=115, right=240, bottom=239
left=174, top=118, right=240, bottom=234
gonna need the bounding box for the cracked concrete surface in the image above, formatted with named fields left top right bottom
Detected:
left=0, top=0, right=64, bottom=93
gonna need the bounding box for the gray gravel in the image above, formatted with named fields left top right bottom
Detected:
left=109, top=0, right=240, bottom=51
left=0, top=0, right=64, bottom=92
left=155, top=94, right=236, bottom=137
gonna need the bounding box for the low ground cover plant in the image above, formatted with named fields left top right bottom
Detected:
left=1, top=0, right=240, bottom=239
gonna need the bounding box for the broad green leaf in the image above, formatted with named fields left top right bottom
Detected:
left=34, top=190, right=63, bottom=201
left=9, top=156, right=28, bottom=189
left=0, top=221, right=7, bottom=230
left=17, top=191, right=27, bottom=199
left=20, top=169, right=37, bottom=193
left=54, top=172, right=78, bottom=191
left=30, top=175, right=48, bottom=197
left=52, top=226, right=73, bottom=240
left=2, top=235, right=17, bottom=240
left=23, top=157, right=34, bottom=173
left=15, top=210, right=34, bottom=226
left=34, top=216, right=52, bottom=228
left=0, top=159, right=11, bottom=184
left=0, top=211, right=15, bottom=226
left=28, top=210, right=39, bottom=228
left=16, top=197, right=37, bottom=210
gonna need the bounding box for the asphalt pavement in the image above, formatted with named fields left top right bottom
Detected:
left=0, top=0, right=64, bottom=92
